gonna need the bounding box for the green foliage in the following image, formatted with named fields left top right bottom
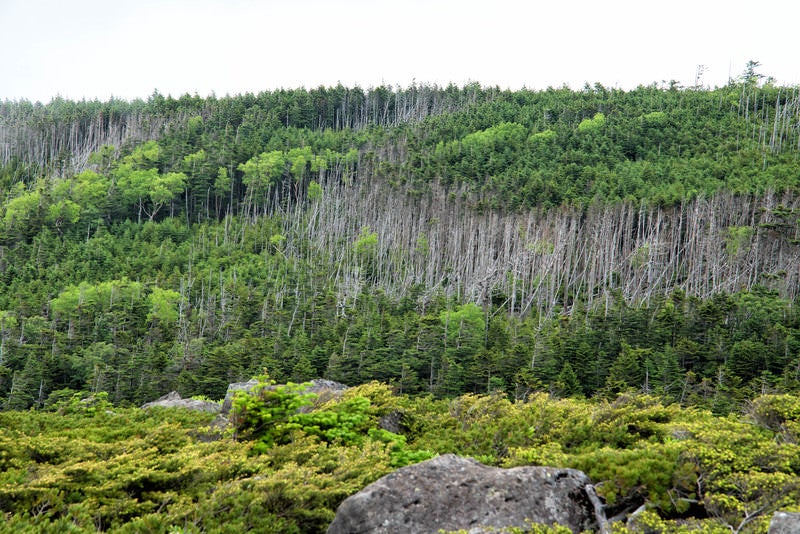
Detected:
left=146, top=287, right=180, bottom=326
left=112, top=144, right=186, bottom=221
left=286, top=396, right=372, bottom=445
left=602, top=344, right=648, bottom=397
left=2, top=186, right=42, bottom=239
left=0, top=400, right=398, bottom=533
left=46, top=390, right=112, bottom=415
left=614, top=509, right=731, bottom=533
left=725, top=225, right=754, bottom=256
left=353, top=226, right=379, bottom=279
left=578, top=112, right=606, bottom=133
left=746, top=394, right=800, bottom=440
left=214, top=166, right=230, bottom=198
left=307, top=179, right=323, bottom=200
left=414, top=390, right=800, bottom=530
left=642, top=111, right=667, bottom=126
left=231, top=377, right=316, bottom=447
left=353, top=226, right=378, bottom=258
left=238, top=150, right=285, bottom=195
left=231, top=377, right=433, bottom=466
left=528, top=129, right=557, bottom=144
left=2, top=384, right=800, bottom=532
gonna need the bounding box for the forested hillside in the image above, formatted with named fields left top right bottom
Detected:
left=1, top=67, right=800, bottom=410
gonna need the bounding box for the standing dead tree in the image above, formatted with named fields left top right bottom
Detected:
left=289, top=171, right=800, bottom=319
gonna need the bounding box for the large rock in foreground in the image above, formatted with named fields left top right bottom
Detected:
left=769, top=512, right=800, bottom=533
left=327, top=454, right=606, bottom=534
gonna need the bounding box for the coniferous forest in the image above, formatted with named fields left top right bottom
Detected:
left=3, top=65, right=800, bottom=532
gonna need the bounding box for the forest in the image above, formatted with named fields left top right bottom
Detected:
left=2, top=62, right=800, bottom=531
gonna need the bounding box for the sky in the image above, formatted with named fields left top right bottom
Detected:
left=1, top=0, right=798, bottom=103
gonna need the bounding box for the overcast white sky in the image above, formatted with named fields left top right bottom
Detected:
left=1, top=0, right=798, bottom=103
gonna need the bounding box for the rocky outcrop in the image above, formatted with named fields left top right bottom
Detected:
left=378, top=410, right=404, bottom=434
left=141, top=391, right=221, bottom=413
left=220, top=378, right=349, bottom=416
left=302, top=378, right=350, bottom=401
left=140, top=379, right=349, bottom=417
left=220, top=379, right=261, bottom=415
left=769, top=512, right=800, bottom=533
left=327, top=454, right=607, bottom=534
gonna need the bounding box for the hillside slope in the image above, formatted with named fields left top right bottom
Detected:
left=0, top=78, right=799, bottom=408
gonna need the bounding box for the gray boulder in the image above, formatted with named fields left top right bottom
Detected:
left=769, top=512, right=800, bottom=534
left=141, top=391, right=221, bottom=413
left=220, top=379, right=261, bottom=415
left=327, top=454, right=607, bottom=534
left=301, top=378, right=350, bottom=403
